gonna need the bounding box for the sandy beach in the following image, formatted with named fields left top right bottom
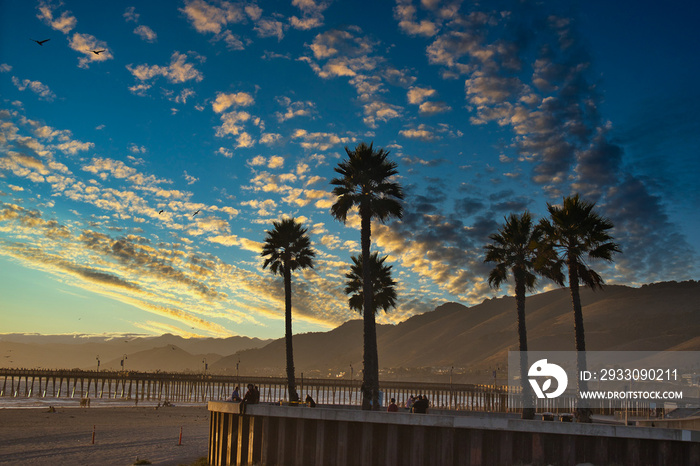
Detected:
left=0, top=405, right=210, bottom=465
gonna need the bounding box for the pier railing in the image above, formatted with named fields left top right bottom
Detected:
left=0, top=368, right=512, bottom=411
left=0, top=368, right=656, bottom=415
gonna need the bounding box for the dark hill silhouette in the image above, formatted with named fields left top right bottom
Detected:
left=212, top=281, right=700, bottom=381
left=0, top=334, right=268, bottom=371
left=213, top=320, right=380, bottom=377
left=2, top=281, right=698, bottom=381
left=100, top=345, right=222, bottom=373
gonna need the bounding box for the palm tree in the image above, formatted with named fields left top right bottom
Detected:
left=539, top=194, right=621, bottom=422
left=345, top=252, right=397, bottom=410
left=330, top=142, right=404, bottom=410
left=261, top=218, right=316, bottom=402
left=484, top=212, right=563, bottom=420
left=345, top=252, right=398, bottom=315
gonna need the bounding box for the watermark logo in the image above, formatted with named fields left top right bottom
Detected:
left=510, top=351, right=699, bottom=409
left=528, top=359, right=568, bottom=399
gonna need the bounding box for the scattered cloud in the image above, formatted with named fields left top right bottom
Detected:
left=36, top=1, right=77, bottom=34
left=419, top=101, right=451, bottom=114
left=214, top=110, right=258, bottom=145
left=362, top=101, right=402, bottom=128
left=291, top=129, right=352, bottom=151
left=212, top=91, right=255, bottom=113
left=255, top=19, right=286, bottom=41
left=180, top=0, right=280, bottom=48
left=128, top=144, right=147, bottom=154
left=274, top=96, right=316, bottom=122
left=407, top=86, right=437, bottom=104
left=11, top=77, right=56, bottom=101
left=290, top=0, right=329, bottom=30
left=124, top=6, right=139, bottom=23
left=268, top=155, right=285, bottom=169
left=217, top=147, right=234, bottom=158
left=260, top=133, right=282, bottom=146
left=184, top=171, right=198, bottom=185
left=124, top=7, right=157, bottom=42
left=127, top=52, right=204, bottom=93
left=180, top=0, right=245, bottom=35
left=394, top=0, right=440, bottom=37
left=400, top=124, right=437, bottom=141
left=134, top=25, right=158, bottom=42
left=69, top=33, right=114, bottom=68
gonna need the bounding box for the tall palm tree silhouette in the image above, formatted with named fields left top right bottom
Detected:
left=485, top=212, right=562, bottom=419
left=539, top=194, right=620, bottom=422
left=331, top=142, right=403, bottom=410
left=261, top=218, right=316, bottom=402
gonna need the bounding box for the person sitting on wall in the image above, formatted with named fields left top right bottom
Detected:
left=243, top=384, right=255, bottom=404
left=406, top=395, right=415, bottom=410
left=387, top=398, right=398, bottom=412
left=244, top=384, right=260, bottom=404
left=305, top=394, right=316, bottom=408
left=227, top=386, right=241, bottom=402
left=412, top=395, right=429, bottom=414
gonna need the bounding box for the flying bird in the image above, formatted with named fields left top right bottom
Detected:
left=92, top=49, right=106, bottom=55
left=159, top=210, right=164, bottom=214
left=193, top=210, right=200, bottom=217
left=31, top=38, right=50, bottom=46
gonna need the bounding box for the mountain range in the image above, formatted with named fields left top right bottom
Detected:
left=2, top=281, right=698, bottom=383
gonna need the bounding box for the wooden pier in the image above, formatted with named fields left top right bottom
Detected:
left=0, top=368, right=650, bottom=415
left=0, top=369, right=514, bottom=410
left=0, top=368, right=229, bottom=403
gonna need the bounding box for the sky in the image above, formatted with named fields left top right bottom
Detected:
left=1, top=0, right=698, bottom=340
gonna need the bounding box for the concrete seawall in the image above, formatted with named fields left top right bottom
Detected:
left=208, top=401, right=700, bottom=465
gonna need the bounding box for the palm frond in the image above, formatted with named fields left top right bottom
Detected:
left=484, top=212, right=556, bottom=291
left=330, top=141, right=404, bottom=226
left=543, top=194, right=620, bottom=289
left=261, top=218, right=316, bottom=277
left=345, top=252, right=398, bottom=315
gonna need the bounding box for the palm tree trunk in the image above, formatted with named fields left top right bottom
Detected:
left=284, top=265, right=298, bottom=402
left=568, top=254, right=590, bottom=422
left=360, top=202, right=379, bottom=410
left=515, top=274, right=535, bottom=420
left=568, top=260, right=586, bottom=354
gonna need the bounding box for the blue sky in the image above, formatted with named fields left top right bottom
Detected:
left=1, top=0, right=698, bottom=339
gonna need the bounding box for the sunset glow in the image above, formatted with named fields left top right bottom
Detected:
left=1, top=0, right=698, bottom=339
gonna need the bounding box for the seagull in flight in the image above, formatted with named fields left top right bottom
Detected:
left=32, top=39, right=50, bottom=46
left=193, top=210, right=200, bottom=217
left=92, top=49, right=106, bottom=55
left=158, top=210, right=164, bottom=214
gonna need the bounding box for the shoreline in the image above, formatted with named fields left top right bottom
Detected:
left=0, top=405, right=209, bottom=465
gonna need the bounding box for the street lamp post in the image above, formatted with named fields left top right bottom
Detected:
left=96, top=356, right=100, bottom=373
left=450, top=366, right=454, bottom=410
left=350, top=364, right=354, bottom=404
left=121, top=354, right=127, bottom=372
left=202, top=358, right=208, bottom=375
